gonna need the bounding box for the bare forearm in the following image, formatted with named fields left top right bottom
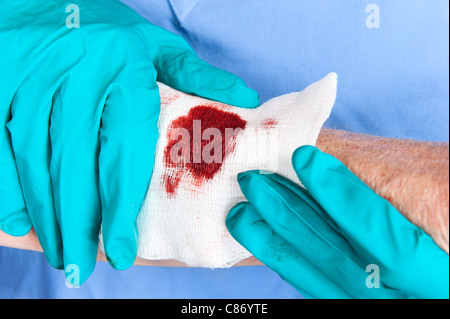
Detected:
left=2, top=128, right=448, bottom=264
left=316, top=128, right=449, bottom=253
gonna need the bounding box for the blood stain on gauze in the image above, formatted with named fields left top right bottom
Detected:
left=98, top=73, right=338, bottom=268
left=261, top=118, right=278, bottom=129
left=161, top=93, right=180, bottom=107
left=163, top=106, right=247, bottom=196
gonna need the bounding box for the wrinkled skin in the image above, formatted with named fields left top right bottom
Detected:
left=316, top=128, right=449, bottom=254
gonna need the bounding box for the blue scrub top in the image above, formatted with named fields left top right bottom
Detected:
left=0, top=0, right=448, bottom=298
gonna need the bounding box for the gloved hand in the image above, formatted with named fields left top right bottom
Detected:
left=0, top=0, right=259, bottom=285
left=226, top=146, right=449, bottom=299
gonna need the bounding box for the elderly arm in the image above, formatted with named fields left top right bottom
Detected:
left=316, top=128, right=449, bottom=253
left=1, top=127, right=448, bottom=265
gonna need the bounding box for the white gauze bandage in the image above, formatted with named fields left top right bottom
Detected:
left=100, top=73, right=337, bottom=267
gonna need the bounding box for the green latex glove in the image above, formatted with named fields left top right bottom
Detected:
left=226, top=146, right=449, bottom=299
left=0, top=0, right=259, bottom=286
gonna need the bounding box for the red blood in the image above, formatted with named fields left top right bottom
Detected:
left=261, top=118, right=278, bottom=128
left=164, top=174, right=181, bottom=195
left=161, top=94, right=179, bottom=107
left=163, top=105, right=247, bottom=196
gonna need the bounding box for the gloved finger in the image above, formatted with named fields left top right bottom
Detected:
left=226, top=202, right=353, bottom=299
left=99, top=51, right=160, bottom=272
left=6, top=69, right=66, bottom=269
left=230, top=171, right=409, bottom=299
left=1, top=16, right=88, bottom=264
left=143, top=25, right=260, bottom=109
left=250, top=170, right=343, bottom=236
left=0, top=114, right=31, bottom=237
left=49, top=73, right=106, bottom=285
left=0, top=36, right=32, bottom=237
left=292, top=145, right=449, bottom=299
